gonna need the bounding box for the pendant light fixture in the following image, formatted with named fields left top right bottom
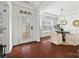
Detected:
left=60, top=9, right=67, bottom=25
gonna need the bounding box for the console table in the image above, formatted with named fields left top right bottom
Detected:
left=56, top=31, right=70, bottom=42
left=0, top=45, right=6, bottom=57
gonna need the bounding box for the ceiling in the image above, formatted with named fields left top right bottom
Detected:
left=40, top=1, right=79, bottom=16
left=12, top=1, right=79, bottom=16
left=0, top=1, right=8, bottom=7
left=25, top=1, right=53, bottom=9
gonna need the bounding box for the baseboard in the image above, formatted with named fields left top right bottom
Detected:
left=13, top=41, right=38, bottom=48
left=36, top=39, right=40, bottom=42
left=40, top=36, right=50, bottom=39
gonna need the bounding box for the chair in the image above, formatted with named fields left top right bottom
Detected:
left=65, top=29, right=79, bottom=46
left=49, top=31, right=62, bottom=45
left=65, top=33, right=79, bottom=46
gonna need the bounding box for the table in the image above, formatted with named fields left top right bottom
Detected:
left=0, top=45, right=6, bottom=57
left=56, top=31, right=70, bottom=42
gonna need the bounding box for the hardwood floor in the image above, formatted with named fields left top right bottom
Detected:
left=5, top=37, right=78, bottom=58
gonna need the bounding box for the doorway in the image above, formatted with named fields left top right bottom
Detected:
left=12, top=4, right=33, bottom=45
left=18, top=11, right=33, bottom=44
left=0, top=3, right=9, bottom=56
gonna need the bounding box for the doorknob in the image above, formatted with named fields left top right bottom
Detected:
left=31, top=26, right=33, bottom=30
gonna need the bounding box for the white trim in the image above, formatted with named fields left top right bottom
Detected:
left=7, top=1, right=12, bottom=53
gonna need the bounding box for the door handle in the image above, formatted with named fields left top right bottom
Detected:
left=31, top=26, right=33, bottom=30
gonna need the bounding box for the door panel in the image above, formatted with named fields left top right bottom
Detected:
left=0, top=6, right=8, bottom=55
left=18, top=11, right=33, bottom=44
left=12, top=4, right=33, bottom=45
left=0, top=12, right=4, bottom=45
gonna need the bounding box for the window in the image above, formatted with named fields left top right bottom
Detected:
left=42, top=20, right=53, bottom=32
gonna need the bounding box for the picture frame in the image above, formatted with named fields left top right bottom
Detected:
left=73, top=20, right=79, bottom=27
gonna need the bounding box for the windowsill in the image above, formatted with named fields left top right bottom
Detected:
left=41, top=31, right=51, bottom=33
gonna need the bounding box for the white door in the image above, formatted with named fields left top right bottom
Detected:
left=0, top=11, right=4, bottom=45
left=0, top=6, right=8, bottom=55
left=0, top=7, right=7, bottom=45
left=18, top=11, right=33, bottom=44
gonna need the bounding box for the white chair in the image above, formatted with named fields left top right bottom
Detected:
left=65, top=29, right=79, bottom=46
left=49, top=31, right=62, bottom=45
left=65, top=33, right=79, bottom=46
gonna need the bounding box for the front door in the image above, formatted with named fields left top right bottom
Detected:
left=18, top=10, right=33, bottom=44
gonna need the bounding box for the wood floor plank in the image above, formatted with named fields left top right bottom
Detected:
left=5, top=37, right=78, bottom=58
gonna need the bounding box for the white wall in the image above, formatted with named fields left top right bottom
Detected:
left=32, top=9, right=40, bottom=42
left=61, top=12, right=79, bottom=34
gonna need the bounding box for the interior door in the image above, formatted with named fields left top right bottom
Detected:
left=0, top=6, right=8, bottom=56
left=0, top=8, right=7, bottom=46
left=0, top=11, right=4, bottom=45
left=18, top=11, right=33, bottom=44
